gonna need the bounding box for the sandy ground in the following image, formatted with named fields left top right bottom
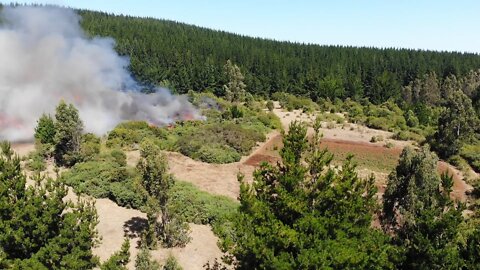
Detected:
left=273, top=107, right=411, bottom=148
left=126, top=132, right=280, bottom=201
left=10, top=142, right=35, bottom=157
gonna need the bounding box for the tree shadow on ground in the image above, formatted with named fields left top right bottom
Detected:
left=123, top=216, right=147, bottom=240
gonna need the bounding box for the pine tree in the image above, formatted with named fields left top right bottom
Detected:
left=433, top=90, right=478, bottom=158
left=34, top=113, right=56, bottom=145
left=233, top=120, right=399, bottom=269
left=135, top=247, right=161, bottom=270
left=382, top=146, right=464, bottom=269
left=137, top=140, right=190, bottom=248
left=0, top=141, right=99, bottom=269
left=54, top=100, right=84, bottom=166
left=101, top=238, right=130, bottom=270
left=223, top=60, right=246, bottom=102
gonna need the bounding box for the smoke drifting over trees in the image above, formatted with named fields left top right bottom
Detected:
left=0, top=6, right=200, bottom=141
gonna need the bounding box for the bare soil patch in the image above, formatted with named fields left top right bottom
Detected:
left=438, top=161, right=473, bottom=202
left=166, top=151, right=254, bottom=200
left=11, top=142, right=35, bottom=157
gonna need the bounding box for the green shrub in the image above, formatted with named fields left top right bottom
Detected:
left=110, top=148, right=127, bottom=167
left=106, top=121, right=166, bottom=149
left=79, top=133, right=101, bottom=161
left=266, top=100, right=274, bottom=111
left=61, top=158, right=142, bottom=208
left=169, top=181, right=238, bottom=250
left=26, top=151, right=46, bottom=172
left=370, top=135, right=384, bottom=143
left=177, top=122, right=265, bottom=163
left=392, top=130, right=425, bottom=143
left=272, top=92, right=317, bottom=112
left=163, top=255, right=182, bottom=270
left=196, top=144, right=241, bottom=163
left=460, top=143, right=480, bottom=171
left=366, top=117, right=390, bottom=130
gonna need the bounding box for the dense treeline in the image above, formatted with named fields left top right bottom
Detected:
left=77, top=10, right=480, bottom=102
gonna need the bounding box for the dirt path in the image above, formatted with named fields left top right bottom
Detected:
left=438, top=161, right=474, bottom=202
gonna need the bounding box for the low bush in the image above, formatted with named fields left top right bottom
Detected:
left=460, top=143, right=480, bottom=172
left=392, top=130, right=425, bottom=143
left=61, top=150, right=142, bottom=208
left=272, top=92, right=318, bottom=112
left=26, top=150, right=46, bottom=172
left=177, top=122, right=265, bottom=163
left=370, top=135, right=384, bottom=143
left=196, top=144, right=241, bottom=164
left=169, top=181, right=238, bottom=250
left=106, top=121, right=166, bottom=149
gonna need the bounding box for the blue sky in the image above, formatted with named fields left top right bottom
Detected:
left=6, top=0, right=480, bottom=53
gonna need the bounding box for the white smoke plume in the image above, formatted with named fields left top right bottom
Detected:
left=0, top=6, right=202, bottom=142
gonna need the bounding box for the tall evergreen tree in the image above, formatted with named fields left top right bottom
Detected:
left=382, top=146, right=465, bottom=269
left=433, top=90, right=478, bottom=158
left=54, top=100, right=84, bottom=166
left=233, top=120, right=399, bottom=269
left=0, top=141, right=99, bottom=269
left=137, top=139, right=190, bottom=248
left=223, top=60, right=246, bottom=102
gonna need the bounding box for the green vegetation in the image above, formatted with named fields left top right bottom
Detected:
left=382, top=146, right=467, bottom=269
left=231, top=121, right=400, bottom=269
left=432, top=90, right=479, bottom=157
left=107, top=92, right=280, bottom=164
left=34, top=113, right=55, bottom=145
left=100, top=238, right=130, bottom=270
left=79, top=9, right=480, bottom=103
left=230, top=121, right=480, bottom=269
left=272, top=92, right=318, bottom=112
left=61, top=150, right=142, bottom=209
left=136, top=140, right=190, bottom=248
left=0, top=142, right=99, bottom=269
left=162, top=255, right=183, bottom=270
left=54, top=100, right=84, bottom=167
left=170, top=181, right=238, bottom=250
left=135, top=247, right=161, bottom=270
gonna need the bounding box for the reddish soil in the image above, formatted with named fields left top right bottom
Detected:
left=438, top=161, right=473, bottom=202
left=244, top=135, right=473, bottom=202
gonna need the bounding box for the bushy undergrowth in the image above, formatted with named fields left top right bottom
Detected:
left=272, top=92, right=318, bottom=112
left=169, top=181, right=238, bottom=250
left=106, top=92, right=280, bottom=164
left=460, top=143, right=480, bottom=172
left=62, top=149, right=238, bottom=247
left=61, top=150, right=143, bottom=208
left=318, top=98, right=434, bottom=143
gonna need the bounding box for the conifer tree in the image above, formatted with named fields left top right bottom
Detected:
left=137, top=139, right=190, bottom=248
left=223, top=60, right=246, bottom=102
left=382, top=146, right=464, bottom=269
left=233, top=120, right=399, bottom=269
left=54, top=100, right=84, bottom=166
left=34, top=113, right=56, bottom=145
left=0, top=141, right=99, bottom=269
left=433, top=90, right=478, bottom=158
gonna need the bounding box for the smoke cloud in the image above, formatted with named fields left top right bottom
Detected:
left=0, top=6, right=201, bottom=142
